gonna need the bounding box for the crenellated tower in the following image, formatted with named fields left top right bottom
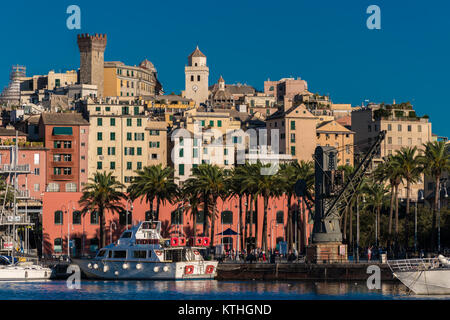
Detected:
left=77, top=33, right=107, bottom=97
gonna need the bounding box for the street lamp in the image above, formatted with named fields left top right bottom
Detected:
left=126, top=198, right=133, bottom=230
left=416, top=190, right=424, bottom=253
left=110, top=221, right=117, bottom=245
left=438, top=179, right=448, bottom=253
left=270, top=219, right=277, bottom=252
left=356, top=195, right=365, bottom=263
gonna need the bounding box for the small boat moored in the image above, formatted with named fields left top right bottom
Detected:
left=387, top=255, right=450, bottom=295
left=73, top=221, right=218, bottom=280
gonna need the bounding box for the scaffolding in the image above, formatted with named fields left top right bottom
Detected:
left=0, top=131, right=34, bottom=259
left=0, top=65, right=26, bottom=105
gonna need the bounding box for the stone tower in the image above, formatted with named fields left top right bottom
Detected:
left=77, top=33, right=107, bottom=97
left=183, top=46, right=209, bottom=106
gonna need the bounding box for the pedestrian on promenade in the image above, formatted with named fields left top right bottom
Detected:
left=368, top=246, right=372, bottom=261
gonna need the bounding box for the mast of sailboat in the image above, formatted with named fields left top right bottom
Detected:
left=11, top=131, right=18, bottom=264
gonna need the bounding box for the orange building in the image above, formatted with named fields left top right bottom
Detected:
left=42, top=192, right=313, bottom=257
left=38, top=113, right=89, bottom=193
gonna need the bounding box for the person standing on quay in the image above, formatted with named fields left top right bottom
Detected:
left=368, top=246, right=372, bottom=261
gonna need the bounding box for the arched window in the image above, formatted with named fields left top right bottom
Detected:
left=72, top=210, right=81, bottom=225
left=276, top=211, right=284, bottom=224
left=54, top=210, right=63, bottom=225
left=221, top=211, right=233, bottom=224
left=90, top=211, right=99, bottom=225
left=65, top=183, right=77, bottom=192
left=47, top=183, right=60, bottom=192
left=171, top=209, right=183, bottom=225
left=54, top=238, right=62, bottom=253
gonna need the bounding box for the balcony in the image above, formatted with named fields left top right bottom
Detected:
left=0, top=164, right=30, bottom=173
left=52, top=148, right=74, bottom=153
left=0, top=214, right=33, bottom=225
left=16, top=189, right=30, bottom=199
left=51, top=161, right=74, bottom=167
left=50, top=174, right=75, bottom=181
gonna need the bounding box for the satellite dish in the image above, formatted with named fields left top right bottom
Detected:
left=294, top=179, right=307, bottom=197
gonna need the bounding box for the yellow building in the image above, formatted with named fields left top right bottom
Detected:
left=316, top=120, right=354, bottom=166
left=266, top=104, right=318, bottom=162
left=103, top=60, right=161, bottom=98
left=85, top=98, right=167, bottom=187
left=145, top=94, right=195, bottom=126
left=184, top=108, right=243, bottom=135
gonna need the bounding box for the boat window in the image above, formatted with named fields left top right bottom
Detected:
left=108, top=251, right=113, bottom=258
left=113, top=251, right=127, bottom=258
left=121, top=231, right=132, bottom=239
left=133, top=250, right=147, bottom=259
left=97, top=249, right=106, bottom=258
left=147, top=251, right=152, bottom=258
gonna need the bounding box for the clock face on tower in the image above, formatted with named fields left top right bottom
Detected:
left=192, top=84, right=198, bottom=92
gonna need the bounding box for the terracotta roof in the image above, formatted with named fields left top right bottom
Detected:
left=0, top=128, right=27, bottom=137
left=189, top=46, right=206, bottom=58
left=40, top=113, right=89, bottom=125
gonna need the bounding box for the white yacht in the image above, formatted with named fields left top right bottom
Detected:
left=73, top=221, right=219, bottom=280
left=388, top=255, right=450, bottom=295
left=0, top=258, right=52, bottom=280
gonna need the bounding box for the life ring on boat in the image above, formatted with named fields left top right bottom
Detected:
left=185, top=265, right=194, bottom=275
left=193, top=250, right=200, bottom=255
left=155, top=250, right=162, bottom=256
left=205, top=265, right=215, bottom=274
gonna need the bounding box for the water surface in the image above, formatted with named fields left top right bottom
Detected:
left=0, top=280, right=444, bottom=300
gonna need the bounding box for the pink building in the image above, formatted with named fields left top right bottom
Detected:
left=42, top=192, right=313, bottom=257
left=0, top=146, right=48, bottom=202
left=264, top=77, right=308, bottom=105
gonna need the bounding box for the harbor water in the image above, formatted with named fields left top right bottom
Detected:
left=0, top=280, right=447, bottom=300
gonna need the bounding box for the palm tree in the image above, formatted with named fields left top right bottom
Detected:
left=184, top=164, right=226, bottom=246
left=236, top=163, right=259, bottom=250
left=79, top=172, right=125, bottom=248
left=420, top=141, right=450, bottom=250
left=362, top=181, right=389, bottom=245
left=127, top=164, right=179, bottom=221
left=338, top=164, right=354, bottom=243
left=395, top=146, right=423, bottom=248
left=181, top=180, right=202, bottom=237
left=279, top=161, right=314, bottom=252
left=374, top=156, right=403, bottom=246
left=242, top=162, right=282, bottom=252
left=227, top=167, right=245, bottom=251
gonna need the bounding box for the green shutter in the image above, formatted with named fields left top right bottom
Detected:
left=179, top=164, right=185, bottom=175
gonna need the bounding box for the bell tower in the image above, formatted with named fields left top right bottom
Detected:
left=183, top=46, right=209, bottom=107
left=77, top=33, right=107, bottom=97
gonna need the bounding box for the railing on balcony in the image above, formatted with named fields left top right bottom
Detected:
left=0, top=214, right=33, bottom=225
left=50, top=174, right=75, bottom=181
left=16, top=189, right=30, bottom=199
left=0, top=164, right=30, bottom=173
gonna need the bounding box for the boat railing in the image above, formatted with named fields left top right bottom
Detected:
left=387, top=258, right=442, bottom=272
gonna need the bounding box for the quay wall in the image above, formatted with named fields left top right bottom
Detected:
left=216, top=262, right=396, bottom=281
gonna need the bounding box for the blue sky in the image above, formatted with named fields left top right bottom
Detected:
left=1, top=0, right=449, bottom=137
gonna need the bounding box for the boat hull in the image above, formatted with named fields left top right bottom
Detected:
left=73, top=259, right=218, bottom=280
left=0, top=266, right=52, bottom=281
left=394, top=269, right=450, bottom=295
